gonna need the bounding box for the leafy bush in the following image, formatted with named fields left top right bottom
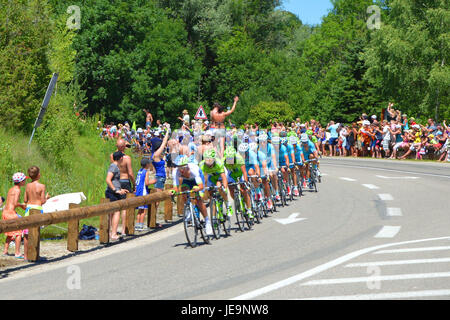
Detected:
left=247, top=101, right=295, bottom=127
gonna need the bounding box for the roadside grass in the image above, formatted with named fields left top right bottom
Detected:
left=0, top=124, right=138, bottom=243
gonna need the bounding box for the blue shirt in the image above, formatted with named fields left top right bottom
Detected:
left=287, top=144, right=295, bottom=164
left=278, top=144, right=288, bottom=167
left=328, top=124, right=339, bottom=138
left=135, top=168, right=149, bottom=197
left=300, top=141, right=316, bottom=158
left=245, top=150, right=258, bottom=172
left=293, top=144, right=303, bottom=163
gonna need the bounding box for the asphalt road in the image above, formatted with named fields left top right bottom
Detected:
left=1, top=158, right=449, bottom=300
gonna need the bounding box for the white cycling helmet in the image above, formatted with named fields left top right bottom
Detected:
left=238, top=143, right=249, bottom=153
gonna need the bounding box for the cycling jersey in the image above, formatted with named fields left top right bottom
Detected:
left=257, top=150, right=267, bottom=177
left=287, top=144, right=295, bottom=166
left=200, top=158, right=225, bottom=185
left=293, top=144, right=303, bottom=163
left=278, top=144, right=288, bottom=167
left=244, top=150, right=259, bottom=172
left=173, top=163, right=204, bottom=189
left=300, top=141, right=317, bottom=159
left=225, top=153, right=245, bottom=181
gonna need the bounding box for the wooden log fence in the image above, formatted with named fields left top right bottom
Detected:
left=0, top=189, right=176, bottom=262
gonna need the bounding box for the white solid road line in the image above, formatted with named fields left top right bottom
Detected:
left=346, top=257, right=450, bottom=268
left=231, top=236, right=450, bottom=300
left=374, top=226, right=401, bottom=238
left=301, top=271, right=450, bottom=286
left=374, top=246, right=450, bottom=254
left=378, top=194, right=394, bottom=201
left=296, top=289, right=450, bottom=300
left=362, top=184, right=379, bottom=189
left=340, top=177, right=357, bottom=182
left=386, top=208, right=402, bottom=217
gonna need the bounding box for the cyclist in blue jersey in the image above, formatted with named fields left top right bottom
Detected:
left=287, top=135, right=300, bottom=196
left=259, top=132, right=279, bottom=204
left=277, top=135, right=290, bottom=193
left=299, top=133, right=319, bottom=188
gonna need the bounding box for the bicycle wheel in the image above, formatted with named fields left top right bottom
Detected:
left=278, top=178, right=285, bottom=207
left=184, top=205, right=198, bottom=248
left=241, top=195, right=253, bottom=230
left=234, top=194, right=245, bottom=232
left=289, top=174, right=294, bottom=202
left=222, top=201, right=232, bottom=236
left=210, top=199, right=221, bottom=240
left=296, top=170, right=303, bottom=196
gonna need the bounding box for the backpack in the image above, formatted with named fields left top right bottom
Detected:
left=78, top=224, right=97, bottom=240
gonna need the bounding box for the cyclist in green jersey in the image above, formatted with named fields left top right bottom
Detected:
left=199, top=149, right=233, bottom=217
left=224, top=146, right=253, bottom=218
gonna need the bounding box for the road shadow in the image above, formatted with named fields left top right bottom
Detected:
left=0, top=217, right=183, bottom=280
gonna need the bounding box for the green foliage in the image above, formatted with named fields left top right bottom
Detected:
left=248, top=101, right=294, bottom=127
left=69, top=0, right=203, bottom=126
left=363, top=0, right=449, bottom=121
left=0, top=0, right=52, bottom=131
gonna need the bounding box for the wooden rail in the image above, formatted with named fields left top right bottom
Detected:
left=0, top=189, right=175, bottom=262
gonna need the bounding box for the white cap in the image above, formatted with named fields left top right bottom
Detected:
left=371, top=115, right=377, bottom=119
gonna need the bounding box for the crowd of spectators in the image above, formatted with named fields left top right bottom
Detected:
left=98, top=104, right=449, bottom=162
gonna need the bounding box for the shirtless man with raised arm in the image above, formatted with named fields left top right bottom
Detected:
left=210, top=96, right=239, bottom=157
left=143, top=109, right=153, bottom=129
left=110, top=139, right=135, bottom=235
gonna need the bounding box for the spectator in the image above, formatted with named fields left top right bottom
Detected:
left=2, top=173, right=28, bottom=259
left=178, top=110, right=190, bottom=125
left=105, top=151, right=129, bottom=240
left=326, top=121, right=340, bottom=156
left=24, top=166, right=50, bottom=260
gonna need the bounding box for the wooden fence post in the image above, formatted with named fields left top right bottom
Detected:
left=164, top=184, right=173, bottom=222
left=125, top=193, right=136, bottom=235
left=67, top=203, right=80, bottom=252
left=99, top=198, right=110, bottom=244
left=148, top=189, right=157, bottom=228
left=27, top=209, right=41, bottom=262
left=177, top=192, right=184, bottom=217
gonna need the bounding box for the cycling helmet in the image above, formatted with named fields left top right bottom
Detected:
left=238, top=143, right=249, bottom=153
left=289, top=136, right=298, bottom=145
left=306, top=129, right=314, bottom=136
left=287, top=131, right=296, bottom=138
left=259, top=133, right=268, bottom=142
left=203, top=149, right=216, bottom=159
left=224, top=146, right=237, bottom=158
left=279, top=131, right=287, bottom=138
left=174, top=155, right=189, bottom=167
left=300, top=133, right=309, bottom=143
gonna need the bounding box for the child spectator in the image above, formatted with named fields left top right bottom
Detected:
left=135, top=158, right=156, bottom=231
left=2, top=173, right=28, bottom=259
left=24, top=166, right=51, bottom=259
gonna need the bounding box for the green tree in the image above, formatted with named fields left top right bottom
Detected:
left=247, top=101, right=294, bottom=127
left=363, top=0, right=449, bottom=121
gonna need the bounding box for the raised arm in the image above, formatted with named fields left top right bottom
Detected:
left=224, top=96, right=239, bottom=117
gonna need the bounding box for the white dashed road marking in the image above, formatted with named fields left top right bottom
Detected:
left=362, top=184, right=379, bottom=190
left=374, top=226, right=401, bottom=238
left=340, top=177, right=357, bottom=182
left=378, top=194, right=394, bottom=201
left=386, top=208, right=402, bottom=217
